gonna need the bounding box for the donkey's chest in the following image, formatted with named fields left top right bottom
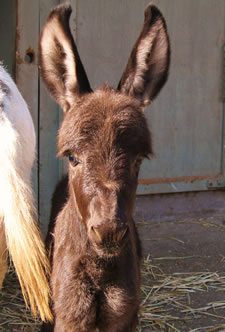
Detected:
left=55, top=279, right=137, bottom=331
left=52, top=254, right=138, bottom=330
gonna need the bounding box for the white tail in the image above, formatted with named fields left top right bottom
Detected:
left=0, top=65, right=52, bottom=321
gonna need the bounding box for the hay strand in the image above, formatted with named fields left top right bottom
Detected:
left=138, top=256, right=225, bottom=331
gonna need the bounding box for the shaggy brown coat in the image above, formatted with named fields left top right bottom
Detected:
left=40, top=3, right=170, bottom=332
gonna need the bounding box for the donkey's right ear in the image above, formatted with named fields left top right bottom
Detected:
left=39, top=4, right=92, bottom=112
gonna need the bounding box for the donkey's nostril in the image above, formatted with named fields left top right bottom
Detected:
left=89, top=224, right=129, bottom=246
left=90, top=226, right=102, bottom=243
left=117, top=225, right=129, bottom=242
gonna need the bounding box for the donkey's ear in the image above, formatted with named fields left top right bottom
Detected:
left=118, top=4, right=170, bottom=108
left=39, top=4, right=92, bottom=112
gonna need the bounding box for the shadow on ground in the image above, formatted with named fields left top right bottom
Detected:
left=135, top=190, right=225, bottom=331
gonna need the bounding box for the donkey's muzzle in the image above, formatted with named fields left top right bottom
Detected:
left=89, top=223, right=129, bottom=248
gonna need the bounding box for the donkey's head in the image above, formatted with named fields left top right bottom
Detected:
left=40, top=4, right=170, bottom=257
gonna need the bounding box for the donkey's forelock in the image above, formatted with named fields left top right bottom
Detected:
left=58, top=86, right=152, bottom=158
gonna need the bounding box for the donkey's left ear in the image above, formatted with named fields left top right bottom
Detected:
left=118, top=4, right=170, bottom=108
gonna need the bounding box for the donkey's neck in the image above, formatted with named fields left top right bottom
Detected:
left=65, top=198, right=88, bottom=249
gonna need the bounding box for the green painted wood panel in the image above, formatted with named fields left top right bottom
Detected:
left=138, top=0, right=225, bottom=194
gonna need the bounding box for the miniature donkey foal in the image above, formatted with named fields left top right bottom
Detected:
left=40, top=3, right=170, bottom=332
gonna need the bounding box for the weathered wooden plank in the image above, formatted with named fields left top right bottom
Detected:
left=39, top=0, right=61, bottom=233
left=16, top=0, right=40, bottom=197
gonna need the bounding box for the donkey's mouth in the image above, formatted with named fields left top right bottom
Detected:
left=93, top=243, right=127, bottom=259
left=90, top=225, right=128, bottom=244
left=89, top=228, right=129, bottom=258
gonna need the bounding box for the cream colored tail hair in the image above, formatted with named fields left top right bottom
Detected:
left=0, top=66, right=52, bottom=321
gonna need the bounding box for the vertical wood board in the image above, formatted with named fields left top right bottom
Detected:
left=16, top=0, right=40, bottom=197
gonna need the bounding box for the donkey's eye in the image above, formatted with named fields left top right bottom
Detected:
left=134, top=156, right=143, bottom=177
left=135, top=156, right=143, bottom=168
left=68, top=153, right=80, bottom=167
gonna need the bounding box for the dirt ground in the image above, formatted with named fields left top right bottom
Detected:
left=134, top=190, right=225, bottom=331
left=0, top=190, right=225, bottom=331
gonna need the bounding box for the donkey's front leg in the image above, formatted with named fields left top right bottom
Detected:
left=100, top=312, right=138, bottom=332
left=54, top=317, right=97, bottom=332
